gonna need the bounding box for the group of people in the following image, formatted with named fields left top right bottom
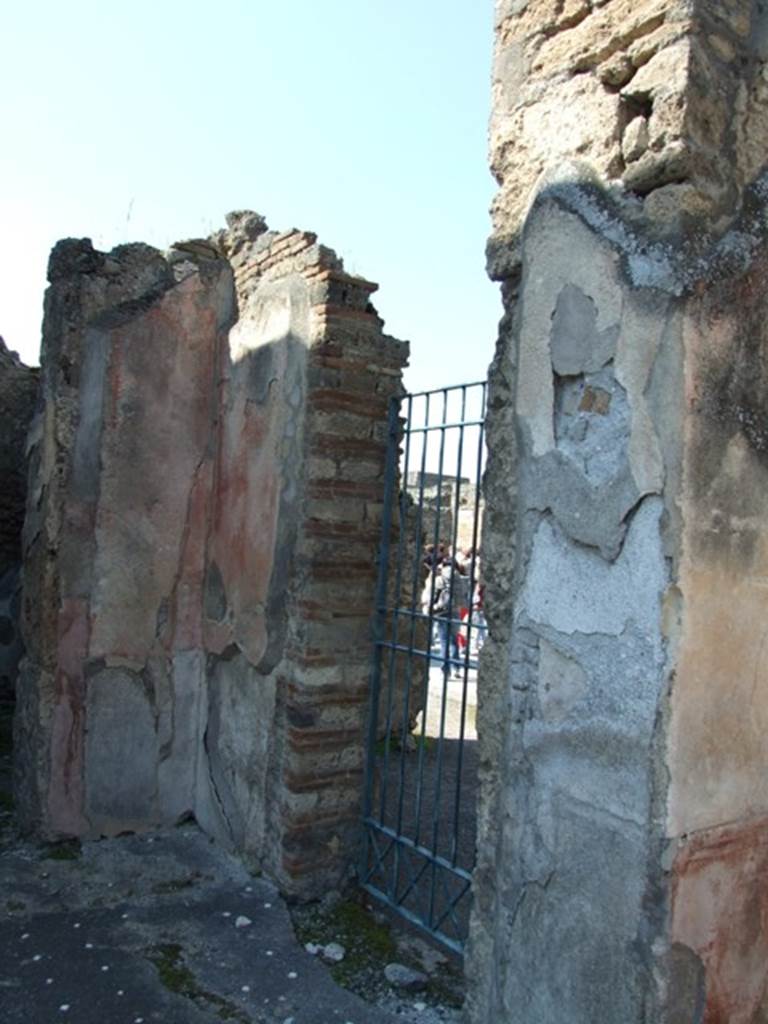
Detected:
left=420, top=543, right=486, bottom=677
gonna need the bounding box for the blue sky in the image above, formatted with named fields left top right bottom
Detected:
left=1, top=0, right=499, bottom=393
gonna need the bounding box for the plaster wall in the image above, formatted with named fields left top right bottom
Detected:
left=14, top=216, right=407, bottom=896
left=468, top=194, right=677, bottom=1023
left=472, top=3, right=768, bottom=1019
left=16, top=241, right=238, bottom=837
left=471, top=184, right=768, bottom=1024
left=666, top=253, right=768, bottom=1022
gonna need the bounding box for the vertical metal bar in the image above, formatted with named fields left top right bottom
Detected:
left=437, top=385, right=469, bottom=870
left=377, top=394, right=413, bottom=834
left=405, top=400, right=436, bottom=922
left=450, top=382, right=487, bottom=867
left=427, top=386, right=468, bottom=926
left=381, top=394, right=415, bottom=900
left=412, top=388, right=449, bottom=855
left=462, top=382, right=487, bottom=664
left=396, top=393, right=434, bottom=844
left=394, top=401, right=437, bottom=847
left=449, top=385, right=468, bottom=675
left=362, top=395, right=402, bottom=881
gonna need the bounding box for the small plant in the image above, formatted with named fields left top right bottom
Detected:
left=147, top=944, right=198, bottom=998
left=291, top=893, right=465, bottom=1010
left=146, top=944, right=248, bottom=1022
left=375, top=733, right=435, bottom=756
left=292, top=895, right=398, bottom=991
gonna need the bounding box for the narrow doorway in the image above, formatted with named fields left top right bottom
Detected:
left=361, top=381, right=487, bottom=954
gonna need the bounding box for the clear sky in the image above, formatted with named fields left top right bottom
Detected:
left=1, top=0, right=499, bottom=394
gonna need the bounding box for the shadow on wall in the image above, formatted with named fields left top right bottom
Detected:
left=13, top=241, right=310, bottom=866
left=0, top=338, right=39, bottom=723
left=13, top=219, right=407, bottom=899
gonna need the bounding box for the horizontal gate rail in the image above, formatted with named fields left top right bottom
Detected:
left=361, top=380, right=487, bottom=954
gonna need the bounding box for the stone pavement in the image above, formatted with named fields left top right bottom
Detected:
left=0, top=824, right=407, bottom=1024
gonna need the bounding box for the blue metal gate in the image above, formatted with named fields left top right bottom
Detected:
left=361, top=381, right=487, bottom=953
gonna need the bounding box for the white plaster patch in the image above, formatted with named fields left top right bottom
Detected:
left=538, top=639, right=589, bottom=721
left=517, top=204, right=623, bottom=457
left=229, top=295, right=291, bottom=362
left=519, top=497, right=666, bottom=637
left=229, top=276, right=310, bottom=364
left=614, top=295, right=668, bottom=495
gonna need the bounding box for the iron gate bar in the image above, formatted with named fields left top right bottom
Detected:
left=406, top=418, right=486, bottom=432
left=412, top=388, right=449, bottom=857
left=364, top=821, right=473, bottom=884
left=426, top=386, right=465, bottom=929
left=377, top=394, right=413, bottom=835
left=450, top=389, right=486, bottom=867
left=407, top=381, right=488, bottom=397
left=384, top=391, right=418, bottom=903
left=395, top=390, right=437, bottom=902
left=361, top=380, right=487, bottom=954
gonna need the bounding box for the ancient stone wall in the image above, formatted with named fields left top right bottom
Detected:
left=470, top=2, right=768, bottom=1021
left=15, top=214, right=406, bottom=897
left=489, top=0, right=768, bottom=277
left=0, top=339, right=38, bottom=702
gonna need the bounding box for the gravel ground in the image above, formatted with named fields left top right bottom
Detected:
left=289, top=893, right=464, bottom=1024
left=0, top=696, right=466, bottom=1024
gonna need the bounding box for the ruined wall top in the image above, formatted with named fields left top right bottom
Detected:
left=489, top=0, right=768, bottom=277
left=169, top=210, right=383, bottom=343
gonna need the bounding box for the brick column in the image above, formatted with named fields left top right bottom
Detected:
left=275, top=268, right=407, bottom=893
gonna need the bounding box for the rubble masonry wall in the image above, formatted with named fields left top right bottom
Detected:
left=470, top=1, right=768, bottom=1021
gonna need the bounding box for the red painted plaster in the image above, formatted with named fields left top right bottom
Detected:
left=671, top=817, right=768, bottom=1023
left=47, top=597, right=90, bottom=834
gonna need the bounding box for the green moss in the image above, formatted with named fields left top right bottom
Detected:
left=291, top=895, right=465, bottom=1010
left=146, top=944, right=248, bottom=1022
left=0, top=789, right=14, bottom=811
left=41, top=839, right=81, bottom=861
left=148, top=943, right=198, bottom=997
left=6, top=898, right=26, bottom=912
left=331, top=899, right=397, bottom=962
left=292, top=896, right=398, bottom=991
left=375, top=733, right=435, bottom=757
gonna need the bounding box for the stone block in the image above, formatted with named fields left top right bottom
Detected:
left=85, top=668, right=157, bottom=829
left=622, top=115, right=649, bottom=163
